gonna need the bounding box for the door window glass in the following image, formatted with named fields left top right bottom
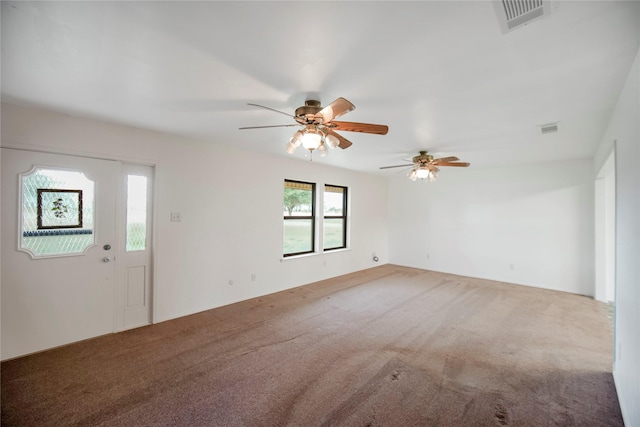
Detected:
left=126, top=174, right=148, bottom=252
left=20, top=167, right=95, bottom=258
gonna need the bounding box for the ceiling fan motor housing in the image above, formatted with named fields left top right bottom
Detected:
left=413, top=151, right=434, bottom=165
left=295, top=99, right=323, bottom=124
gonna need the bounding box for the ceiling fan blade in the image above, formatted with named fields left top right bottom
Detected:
left=247, top=103, right=295, bottom=118
left=437, top=162, right=470, bottom=167
left=326, top=129, right=353, bottom=149
left=433, top=156, right=459, bottom=163
left=331, top=121, right=389, bottom=135
left=379, top=164, right=413, bottom=170
left=239, top=124, right=300, bottom=130
left=316, top=97, right=355, bottom=123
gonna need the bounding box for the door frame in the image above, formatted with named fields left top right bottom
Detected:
left=2, top=145, right=158, bottom=336
left=595, top=148, right=616, bottom=303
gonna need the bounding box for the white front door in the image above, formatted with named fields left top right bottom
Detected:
left=1, top=148, right=121, bottom=360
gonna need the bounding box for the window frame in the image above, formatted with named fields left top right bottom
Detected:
left=19, top=166, right=96, bottom=259
left=283, top=179, right=316, bottom=257
left=323, top=184, right=348, bottom=252
left=125, top=174, right=149, bottom=252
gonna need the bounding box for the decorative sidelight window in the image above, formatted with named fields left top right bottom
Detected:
left=126, top=174, right=148, bottom=252
left=20, top=167, right=95, bottom=258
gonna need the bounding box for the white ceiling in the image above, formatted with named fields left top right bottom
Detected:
left=2, top=1, right=639, bottom=174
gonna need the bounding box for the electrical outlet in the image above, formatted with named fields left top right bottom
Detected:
left=170, top=212, right=181, bottom=222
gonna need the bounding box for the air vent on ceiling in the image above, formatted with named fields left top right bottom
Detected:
left=495, top=0, right=551, bottom=33
left=539, top=122, right=559, bottom=134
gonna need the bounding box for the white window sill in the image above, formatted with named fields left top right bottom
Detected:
left=280, top=247, right=351, bottom=262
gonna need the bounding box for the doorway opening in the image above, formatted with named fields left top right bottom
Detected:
left=594, top=148, right=616, bottom=360
left=595, top=149, right=616, bottom=304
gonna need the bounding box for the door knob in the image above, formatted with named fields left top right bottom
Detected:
left=103, top=257, right=112, bottom=263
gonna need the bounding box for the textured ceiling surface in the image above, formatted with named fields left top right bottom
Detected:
left=2, top=1, right=639, bottom=173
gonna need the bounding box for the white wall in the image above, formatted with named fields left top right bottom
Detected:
left=0, top=102, right=389, bottom=359
left=388, top=159, right=594, bottom=296
left=594, top=48, right=639, bottom=427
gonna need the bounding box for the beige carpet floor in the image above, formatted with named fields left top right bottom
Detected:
left=1, top=265, right=622, bottom=426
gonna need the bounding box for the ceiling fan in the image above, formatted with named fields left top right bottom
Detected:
left=239, top=97, right=388, bottom=157
left=380, top=150, right=470, bottom=181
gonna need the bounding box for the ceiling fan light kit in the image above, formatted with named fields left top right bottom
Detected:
left=285, top=125, right=335, bottom=158
left=381, top=150, right=470, bottom=182
left=409, top=167, right=437, bottom=182
left=241, top=97, right=389, bottom=159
